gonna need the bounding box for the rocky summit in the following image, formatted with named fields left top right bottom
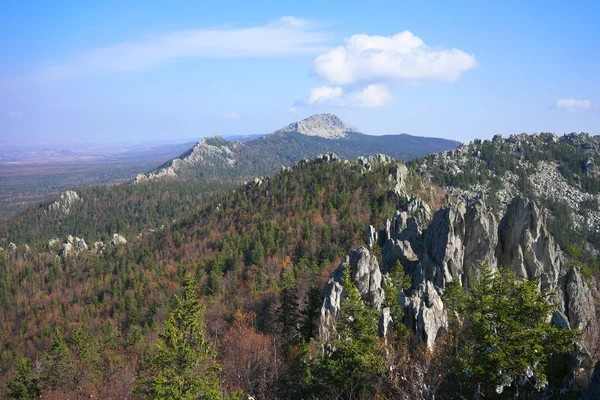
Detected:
left=272, top=113, right=359, bottom=139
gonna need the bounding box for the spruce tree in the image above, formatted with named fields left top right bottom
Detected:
left=6, top=356, right=40, bottom=400
left=312, top=266, right=386, bottom=397
left=135, top=275, right=222, bottom=400
left=277, top=272, right=301, bottom=348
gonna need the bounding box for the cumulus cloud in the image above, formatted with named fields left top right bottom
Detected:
left=304, top=84, right=394, bottom=108
left=555, top=98, right=592, bottom=112
left=25, top=17, right=330, bottom=81
left=313, top=31, right=477, bottom=86
left=224, top=112, right=240, bottom=119
left=7, top=111, right=24, bottom=118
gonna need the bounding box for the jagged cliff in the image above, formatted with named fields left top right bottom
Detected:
left=320, top=172, right=597, bottom=351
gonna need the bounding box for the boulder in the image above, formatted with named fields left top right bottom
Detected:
left=8, top=242, right=17, bottom=252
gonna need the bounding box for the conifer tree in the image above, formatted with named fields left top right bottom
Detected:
left=277, top=272, right=301, bottom=348
left=41, top=328, right=73, bottom=390
left=6, top=356, right=40, bottom=400
left=301, top=284, right=322, bottom=342
left=135, top=275, right=222, bottom=400
left=311, top=266, right=386, bottom=397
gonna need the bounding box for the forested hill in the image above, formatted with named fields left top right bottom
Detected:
left=408, top=131, right=600, bottom=252
left=134, top=113, right=460, bottom=184
left=1, top=140, right=599, bottom=398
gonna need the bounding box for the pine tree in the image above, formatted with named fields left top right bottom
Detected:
left=459, top=264, right=580, bottom=395
left=311, top=266, right=386, bottom=397
left=41, top=328, right=73, bottom=390
left=6, top=356, right=40, bottom=400
left=301, top=284, right=322, bottom=342
left=276, top=272, right=301, bottom=348
left=135, top=275, right=222, bottom=400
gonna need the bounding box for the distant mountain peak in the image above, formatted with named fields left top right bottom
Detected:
left=273, top=113, right=360, bottom=139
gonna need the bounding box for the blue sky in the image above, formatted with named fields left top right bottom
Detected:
left=1, top=0, right=598, bottom=146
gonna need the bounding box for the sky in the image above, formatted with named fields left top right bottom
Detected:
left=1, top=0, right=598, bottom=147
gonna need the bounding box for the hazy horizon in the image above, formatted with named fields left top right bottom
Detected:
left=1, top=1, right=598, bottom=146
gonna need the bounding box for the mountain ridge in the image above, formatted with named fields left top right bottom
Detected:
left=134, top=113, right=460, bottom=183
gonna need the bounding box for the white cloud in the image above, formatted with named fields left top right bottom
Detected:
left=555, top=98, right=591, bottom=112
left=224, top=112, right=240, bottom=119
left=27, top=17, right=331, bottom=81
left=289, top=107, right=297, bottom=112
left=313, top=31, right=477, bottom=86
left=304, top=84, right=394, bottom=108
left=7, top=111, right=24, bottom=118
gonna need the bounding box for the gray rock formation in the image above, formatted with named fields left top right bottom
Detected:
left=390, top=163, right=409, bottom=196
left=463, top=201, right=498, bottom=288
left=76, top=238, right=88, bottom=253
left=60, top=241, right=72, bottom=258
left=274, top=113, right=358, bottom=139
left=497, top=196, right=563, bottom=291
left=134, top=136, right=239, bottom=183
left=564, top=267, right=596, bottom=331
left=319, top=247, right=385, bottom=342
left=417, top=203, right=467, bottom=288
left=400, top=281, right=448, bottom=348
left=45, top=190, right=81, bottom=215
left=348, top=247, right=385, bottom=310
left=378, top=307, right=393, bottom=339
left=111, top=234, right=127, bottom=247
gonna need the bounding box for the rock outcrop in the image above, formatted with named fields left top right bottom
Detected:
left=564, top=267, right=596, bottom=331
left=320, top=247, right=384, bottom=342
left=274, top=113, right=358, bottom=139
left=320, top=194, right=596, bottom=350
left=417, top=203, right=467, bottom=289
left=111, top=234, right=127, bottom=247
left=400, top=281, right=448, bottom=348
left=462, top=200, right=498, bottom=288
left=497, top=196, right=563, bottom=291
left=45, top=190, right=82, bottom=215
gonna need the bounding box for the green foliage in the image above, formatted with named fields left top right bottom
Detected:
left=276, top=272, right=301, bottom=349
left=41, top=328, right=74, bottom=390
left=448, top=264, right=580, bottom=396
left=301, top=284, right=322, bottom=342
left=135, top=276, right=222, bottom=400
left=6, top=356, right=40, bottom=400
left=309, top=266, right=386, bottom=397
